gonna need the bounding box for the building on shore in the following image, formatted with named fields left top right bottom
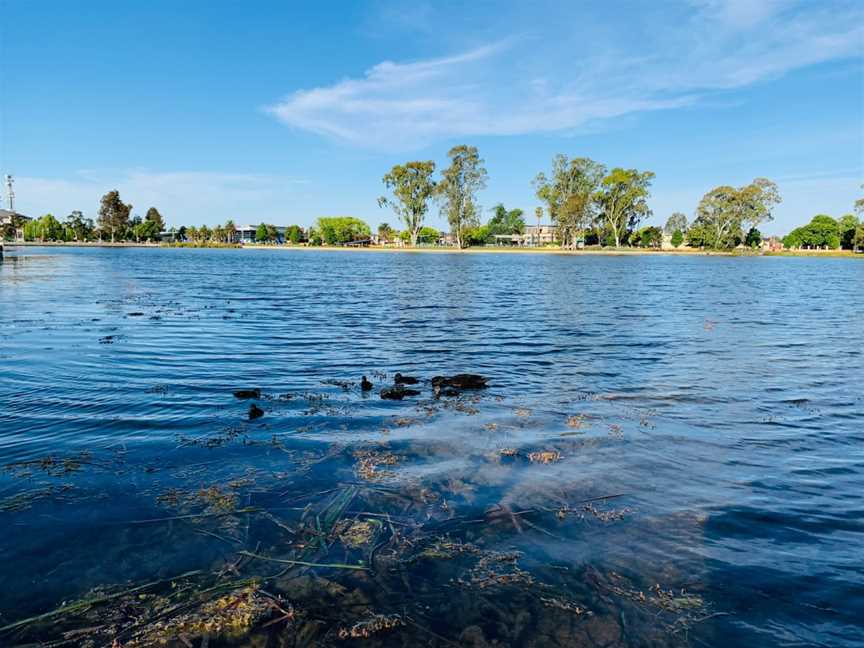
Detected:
left=505, top=224, right=558, bottom=246
left=0, top=208, right=32, bottom=241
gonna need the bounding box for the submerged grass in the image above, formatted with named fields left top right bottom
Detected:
left=0, top=372, right=718, bottom=647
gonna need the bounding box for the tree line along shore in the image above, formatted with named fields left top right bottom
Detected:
left=3, top=147, right=863, bottom=253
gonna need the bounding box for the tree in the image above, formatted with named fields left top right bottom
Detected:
left=315, top=217, right=371, bottom=245
left=212, top=225, right=225, bottom=243
left=145, top=207, right=165, bottom=232
left=378, top=161, right=437, bottom=247
left=638, top=226, right=662, bottom=248
left=436, top=145, right=487, bottom=249
left=286, top=224, right=302, bottom=244
left=487, top=204, right=526, bottom=238
left=255, top=223, right=268, bottom=243
left=26, top=214, right=64, bottom=241
left=533, top=155, right=605, bottom=248
left=224, top=220, right=237, bottom=244
left=199, top=225, right=212, bottom=242
left=134, top=218, right=161, bottom=241
left=693, top=179, right=781, bottom=249
left=596, top=168, right=654, bottom=247
left=97, top=190, right=132, bottom=242
left=745, top=227, right=762, bottom=248
left=418, top=226, right=439, bottom=243
left=855, top=184, right=863, bottom=217
left=377, top=222, right=395, bottom=243
left=838, top=214, right=859, bottom=250
left=740, top=178, right=781, bottom=233
left=64, top=210, right=94, bottom=241
left=671, top=229, right=684, bottom=248
left=783, top=215, right=840, bottom=249
left=664, top=212, right=688, bottom=236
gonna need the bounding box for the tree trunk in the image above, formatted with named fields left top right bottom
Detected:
left=411, top=231, right=418, bottom=247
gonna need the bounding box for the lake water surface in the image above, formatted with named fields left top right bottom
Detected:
left=1, top=247, right=862, bottom=647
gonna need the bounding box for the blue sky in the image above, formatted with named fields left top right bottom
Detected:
left=1, top=0, right=862, bottom=235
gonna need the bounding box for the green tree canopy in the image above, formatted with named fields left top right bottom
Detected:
left=664, top=212, right=688, bottom=235
left=24, top=214, right=64, bottom=241
left=315, top=217, right=371, bottom=245
left=224, top=220, right=237, bottom=243
left=838, top=214, right=859, bottom=250
left=97, top=190, right=132, bottom=242
left=286, top=224, right=303, bottom=244
left=533, top=155, right=606, bottom=248
left=255, top=223, right=269, bottom=243
left=487, top=204, right=526, bottom=238
left=692, top=178, right=780, bottom=249
left=377, top=222, right=395, bottom=242
left=745, top=227, right=762, bottom=248
left=637, top=226, right=662, bottom=248
left=783, top=214, right=841, bottom=249
left=671, top=229, right=684, bottom=248
left=378, top=161, right=437, bottom=247
left=134, top=218, right=161, bottom=241
left=64, top=210, right=94, bottom=241
left=145, top=207, right=165, bottom=232
left=596, top=168, right=655, bottom=247
left=436, top=145, right=487, bottom=248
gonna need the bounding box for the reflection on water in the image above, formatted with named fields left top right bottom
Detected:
left=0, top=247, right=862, bottom=646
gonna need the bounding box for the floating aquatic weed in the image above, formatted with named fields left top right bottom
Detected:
left=4, top=451, right=93, bottom=478
left=582, top=502, right=631, bottom=522
left=460, top=550, right=535, bottom=590
left=608, top=423, right=624, bottom=438
left=353, top=449, right=399, bottom=481
left=136, top=584, right=277, bottom=644
left=0, top=484, right=75, bottom=512
left=566, top=414, right=587, bottom=429
left=335, top=519, right=380, bottom=548
left=515, top=407, right=532, bottom=417
left=528, top=450, right=561, bottom=464
left=540, top=596, right=592, bottom=616
left=499, top=447, right=518, bottom=457
left=337, top=613, right=404, bottom=639
left=409, top=538, right=481, bottom=562
left=484, top=422, right=499, bottom=431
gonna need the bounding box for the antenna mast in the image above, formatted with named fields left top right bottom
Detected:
left=5, top=175, right=14, bottom=212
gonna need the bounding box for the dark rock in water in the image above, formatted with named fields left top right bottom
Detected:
left=248, top=404, right=264, bottom=420
left=432, top=374, right=488, bottom=389
left=234, top=389, right=261, bottom=399
left=361, top=376, right=374, bottom=391
left=394, top=372, right=419, bottom=385
left=380, top=385, right=421, bottom=400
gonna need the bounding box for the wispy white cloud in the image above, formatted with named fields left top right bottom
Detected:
left=15, top=170, right=309, bottom=227
left=267, top=1, right=863, bottom=150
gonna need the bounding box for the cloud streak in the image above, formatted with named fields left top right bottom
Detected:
left=267, top=1, right=862, bottom=150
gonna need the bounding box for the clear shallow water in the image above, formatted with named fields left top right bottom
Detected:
left=0, top=246, right=862, bottom=647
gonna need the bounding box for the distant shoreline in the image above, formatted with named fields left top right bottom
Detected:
left=3, top=241, right=861, bottom=258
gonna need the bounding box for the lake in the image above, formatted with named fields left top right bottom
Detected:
left=0, top=246, right=862, bottom=647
